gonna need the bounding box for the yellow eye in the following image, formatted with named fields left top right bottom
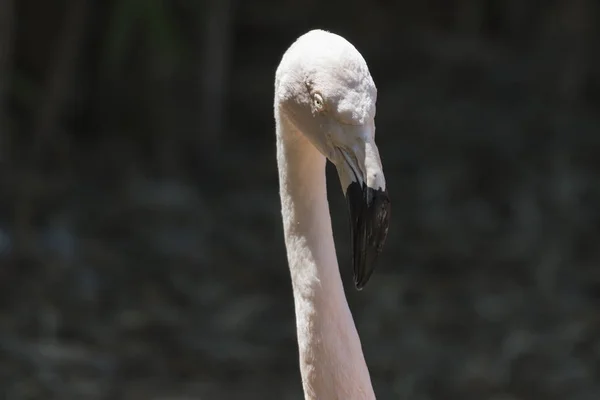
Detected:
left=313, top=93, right=324, bottom=111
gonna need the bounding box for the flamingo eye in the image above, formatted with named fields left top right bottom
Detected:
left=313, top=93, right=325, bottom=111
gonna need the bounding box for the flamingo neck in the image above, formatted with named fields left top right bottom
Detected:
left=276, top=114, right=376, bottom=400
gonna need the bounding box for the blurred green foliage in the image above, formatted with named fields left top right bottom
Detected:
left=103, top=0, right=185, bottom=76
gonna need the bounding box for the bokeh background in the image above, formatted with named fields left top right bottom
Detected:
left=1, top=0, right=600, bottom=399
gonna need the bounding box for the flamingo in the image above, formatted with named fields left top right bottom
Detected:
left=274, top=29, right=391, bottom=400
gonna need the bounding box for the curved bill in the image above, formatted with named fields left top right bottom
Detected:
left=334, top=138, right=391, bottom=290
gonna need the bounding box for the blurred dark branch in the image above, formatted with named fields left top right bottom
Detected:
left=197, top=0, right=235, bottom=158
left=0, top=0, right=15, bottom=162
left=29, top=0, right=90, bottom=159
left=503, top=0, right=533, bottom=40
left=556, top=0, right=593, bottom=106
left=456, top=0, right=484, bottom=35
left=14, top=0, right=91, bottom=252
left=531, top=0, right=595, bottom=106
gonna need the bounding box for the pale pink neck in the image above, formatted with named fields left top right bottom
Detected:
left=276, top=115, right=376, bottom=400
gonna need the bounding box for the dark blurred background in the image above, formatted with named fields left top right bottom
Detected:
left=1, top=0, right=599, bottom=399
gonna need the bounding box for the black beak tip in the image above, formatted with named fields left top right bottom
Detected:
left=353, top=265, right=375, bottom=290
left=354, top=280, right=366, bottom=291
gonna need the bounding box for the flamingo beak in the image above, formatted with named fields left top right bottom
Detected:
left=334, top=138, right=391, bottom=290
left=344, top=181, right=391, bottom=289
